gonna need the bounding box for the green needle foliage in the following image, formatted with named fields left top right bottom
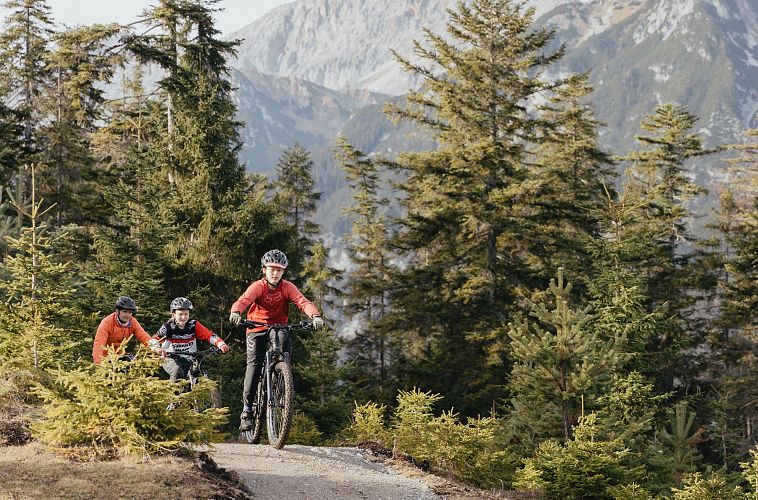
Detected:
left=0, top=171, right=86, bottom=373
left=740, top=447, right=758, bottom=497
left=514, top=414, right=648, bottom=500
left=507, top=269, right=622, bottom=444
left=619, top=103, right=710, bottom=390
left=336, top=136, right=397, bottom=405
left=655, top=402, right=704, bottom=485
left=32, top=346, right=227, bottom=458
left=295, top=327, right=353, bottom=437
left=383, top=0, right=606, bottom=415
left=345, top=389, right=517, bottom=489
left=272, top=143, right=322, bottom=245
left=671, top=471, right=745, bottom=500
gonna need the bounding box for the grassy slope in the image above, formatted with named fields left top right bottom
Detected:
left=0, top=443, right=250, bottom=500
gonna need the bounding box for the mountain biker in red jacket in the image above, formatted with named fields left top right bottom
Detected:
left=92, top=296, right=152, bottom=364
left=149, top=297, right=230, bottom=381
left=229, top=249, right=324, bottom=431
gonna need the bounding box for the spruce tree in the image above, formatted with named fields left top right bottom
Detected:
left=697, top=129, right=758, bottom=467
left=82, top=65, right=171, bottom=328
left=335, top=136, right=396, bottom=404
left=37, top=24, right=120, bottom=226
left=0, top=102, right=24, bottom=190
left=0, top=168, right=85, bottom=373
left=123, top=0, right=288, bottom=313
left=300, top=239, right=342, bottom=319
left=507, top=270, right=621, bottom=444
left=534, top=73, right=614, bottom=281
left=294, top=327, right=353, bottom=437
left=586, top=187, right=664, bottom=370
left=272, top=143, right=321, bottom=244
left=620, top=103, right=709, bottom=391
left=0, top=0, right=54, bottom=225
left=384, top=0, right=577, bottom=414
left=718, top=129, right=757, bottom=334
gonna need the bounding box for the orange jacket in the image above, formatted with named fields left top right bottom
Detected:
left=92, top=312, right=151, bottom=364
left=231, top=279, right=319, bottom=334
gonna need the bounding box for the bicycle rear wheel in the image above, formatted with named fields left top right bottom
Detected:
left=243, top=378, right=266, bottom=444
left=266, top=361, right=293, bottom=449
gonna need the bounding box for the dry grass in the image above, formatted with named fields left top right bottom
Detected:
left=0, top=443, right=251, bottom=500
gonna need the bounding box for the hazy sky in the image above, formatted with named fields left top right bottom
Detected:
left=38, top=0, right=293, bottom=35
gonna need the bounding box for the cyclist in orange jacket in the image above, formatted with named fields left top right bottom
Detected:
left=92, top=296, right=152, bottom=364
left=229, top=249, right=323, bottom=431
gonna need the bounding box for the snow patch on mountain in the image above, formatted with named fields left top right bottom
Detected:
left=649, top=64, right=673, bottom=82
left=633, top=0, right=695, bottom=43
left=228, top=0, right=617, bottom=95
left=705, top=0, right=731, bottom=19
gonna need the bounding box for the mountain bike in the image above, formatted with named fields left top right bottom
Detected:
left=166, top=348, right=223, bottom=412
left=239, top=320, right=312, bottom=449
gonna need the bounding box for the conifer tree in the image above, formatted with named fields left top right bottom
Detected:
left=272, top=143, right=321, bottom=244
left=0, top=102, right=24, bottom=190
left=718, top=129, right=757, bottom=335
left=586, top=187, right=664, bottom=370
left=335, top=136, right=396, bottom=404
left=38, top=24, right=120, bottom=226
left=655, top=402, right=703, bottom=485
left=697, top=129, right=758, bottom=467
left=32, top=349, right=226, bottom=457
left=80, top=65, right=172, bottom=327
left=123, top=0, right=288, bottom=312
left=295, top=328, right=353, bottom=436
left=0, top=168, right=85, bottom=373
left=534, top=73, right=614, bottom=281
left=507, top=270, right=621, bottom=443
left=300, top=239, right=342, bottom=318
left=0, top=0, right=54, bottom=225
left=384, top=0, right=576, bottom=414
left=620, top=103, right=709, bottom=390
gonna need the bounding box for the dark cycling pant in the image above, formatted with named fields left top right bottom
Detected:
left=243, top=333, right=291, bottom=409
left=163, top=357, right=192, bottom=382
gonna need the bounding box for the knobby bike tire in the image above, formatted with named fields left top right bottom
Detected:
left=266, top=361, right=294, bottom=449
left=243, top=378, right=266, bottom=444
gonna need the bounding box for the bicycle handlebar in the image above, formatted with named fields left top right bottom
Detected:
left=239, top=319, right=313, bottom=330
left=166, top=347, right=222, bottom=359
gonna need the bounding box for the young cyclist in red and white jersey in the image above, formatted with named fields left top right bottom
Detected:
left=149, top=297, right=230, bottom=381
left=228, top=249, right=324, bottom=431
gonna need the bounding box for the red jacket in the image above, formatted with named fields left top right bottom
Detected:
left=231, top=279, right=319, bottom=334
left=92, top=312, right=151, bottom=364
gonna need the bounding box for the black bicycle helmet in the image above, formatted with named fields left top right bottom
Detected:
left=170, top=297, right=193, bottom=311
left=115, top=296, right=137, bottom=311
left=261, top=249, right=288, bottom=269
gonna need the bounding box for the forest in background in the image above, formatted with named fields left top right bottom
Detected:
left=0, top=0, right=756, bottom=498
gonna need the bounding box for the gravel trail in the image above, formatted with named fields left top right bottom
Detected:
left=211, top=443, right=443, bottom=500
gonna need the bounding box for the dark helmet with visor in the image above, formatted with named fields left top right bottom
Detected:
left=115, top=296, right=137, bottom=311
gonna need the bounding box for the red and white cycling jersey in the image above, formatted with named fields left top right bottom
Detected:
left=153, top=319, right=221, bottom=354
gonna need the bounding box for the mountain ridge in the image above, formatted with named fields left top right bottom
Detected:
left=226, top=0, right=756, bottom=237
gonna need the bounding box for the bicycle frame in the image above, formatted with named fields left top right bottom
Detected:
left=167, top=348, right=220, bottom=384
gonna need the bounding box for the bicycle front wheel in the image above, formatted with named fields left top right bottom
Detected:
left=266, top=361, right=294, bottom=449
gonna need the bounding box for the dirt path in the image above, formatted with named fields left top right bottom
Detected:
left=211, top=443, right=443, bottom=500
